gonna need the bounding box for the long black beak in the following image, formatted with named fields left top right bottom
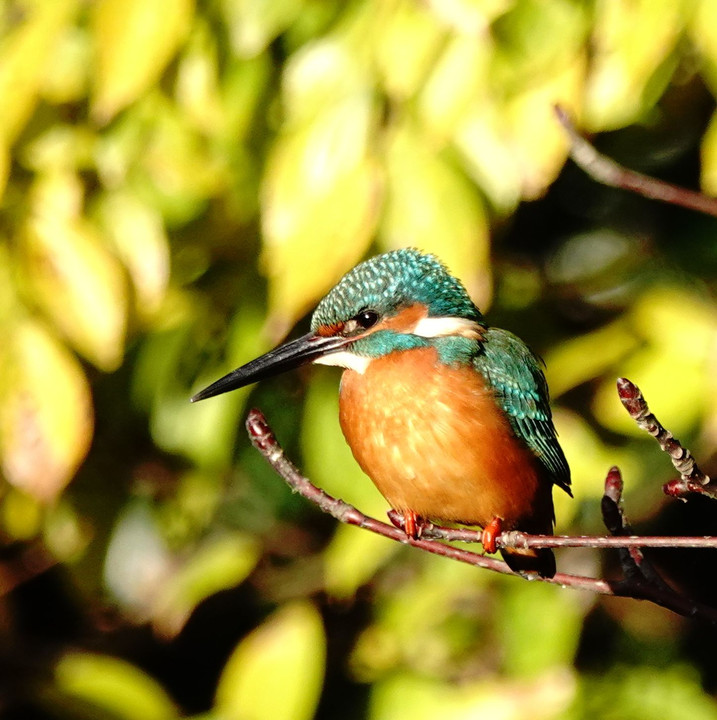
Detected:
left=191, top=332, right=350, bottom=402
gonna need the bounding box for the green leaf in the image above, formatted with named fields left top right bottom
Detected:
left=56, top=652, right=178, bottom=720
left=153, top=533, right=261, bottom=638
left=215, top=601, right=326, bottom=720
left=496, top=578, right=585, bottom=677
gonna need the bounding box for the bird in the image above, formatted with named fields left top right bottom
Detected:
left=191, top=248, right=571, bottom=577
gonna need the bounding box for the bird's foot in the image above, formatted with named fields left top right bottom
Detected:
left=387, top=509, right=426, bottom=539
left=481, top=517, right=503, bottom=555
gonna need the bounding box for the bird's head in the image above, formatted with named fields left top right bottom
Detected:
left=191, top=248, right=484, bottom=402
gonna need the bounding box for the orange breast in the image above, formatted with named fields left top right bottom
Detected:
left=338, top=346, right=554, bottom=533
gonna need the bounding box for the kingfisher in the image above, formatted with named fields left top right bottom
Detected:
left=192, top=249, right=571, bottom=577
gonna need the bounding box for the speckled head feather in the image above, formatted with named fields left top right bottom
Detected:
left=310, top=249, right=482, bottom=331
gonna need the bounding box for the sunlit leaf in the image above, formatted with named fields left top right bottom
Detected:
left=21, top=171, right=127, bottom=370
left=134, top=95, right=227, bottom=224
left=153, top=532, right=261, bottom=638
left=221, top=0, right=304, bottom=57
left=324, top=526, right=397, bottom=599
left=56, top=652, right=178, bottom=720
left=690, top=0, right=717, bottom=96
left=550, top=409, right=640, bottom=529
left=592, top=287, right=717, bottom=437
left=425, top=0, right=512, bottom=34
left=303, top=372, right=397, bottom=597
left=41, top=24, right=91, bottom=104
left=261, top=94, right=379, bottom=333
left=302, top=371, right=386, bottom=516
left=581, top=664, right=717, bottom=720
left=175, top=19, right=224, bottom=134
left=497, top=576, right=587, bottom=677
left=500, top=53, right=584, bottom=200
left=91, top=0, right=194, bottom=122
left=372, top=0, right=447, bottom=101
left=215, top=601, right=326, bottom=720
left=700, top=108, right=717, bottom=196
left=0, top=318, right=93, bottom=502
left=418, top=34, right=493, bottom=143
left=583, top=0, right=687, bottom=131
left=370, top=670, right=575, bottom=720
left=95, top=191, right=170, bottom=319
left=544, top=319, right=641, bottom=398
left=0, top=0, right=79, bottom=147
left=379, top=120, right=492, bottom=307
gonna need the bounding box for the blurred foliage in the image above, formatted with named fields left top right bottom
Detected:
left=2, top=0, right=717, bottom=718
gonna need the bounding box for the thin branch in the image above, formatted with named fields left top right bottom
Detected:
left=554, top=105, right=717, bottom=218
left=245, top=408, right=717, bottom=622
left=616, top=377, right=716, bottom=500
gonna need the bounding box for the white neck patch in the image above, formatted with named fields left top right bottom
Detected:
left=411, top=316, right=483, bottom=339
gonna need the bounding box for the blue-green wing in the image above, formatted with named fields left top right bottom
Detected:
left=475, top=328, right=571, bottom=495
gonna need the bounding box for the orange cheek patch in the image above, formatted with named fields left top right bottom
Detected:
left=316, top=322, right=345, bottom=337
left=372, top=304, right=427, bottom=333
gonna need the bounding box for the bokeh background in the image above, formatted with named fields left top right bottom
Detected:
left=2, top=0, right=717, bottom=718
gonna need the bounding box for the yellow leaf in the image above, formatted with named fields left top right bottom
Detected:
left=0, top=0, right=79, bottom=147
left=418, top=34, right=493, bottom=143
left=502, top=54, right=585, bottom=200
left=700, top=108, right=717, bottom=196
left=380, top=121, right=492, bottom=307
left=0, top=319, right=93, bottom=502
left=592, top=287, right=717, bottom=436
left=91, top=0, right=194, bottom=122
left=95, top=191, right=170, bottom=319
left=583, top=0, right=687, bottom=131
left=324, top=526, right=397, bottom=599
left=21, top=172, right=127, bottom=370
left=215, top=601, right=326, bottom=720
left=221, top=0, right=304, bottom=57
left=689, top=0, right=717, bottom=96
left=56, top=652, right=178, bottom=720
left=261, top=96, right=380, bottom=333
left=373, top=0, right=447, bottom=100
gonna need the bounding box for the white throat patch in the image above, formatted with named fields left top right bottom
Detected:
left=313, top=351, right=372, bottom=374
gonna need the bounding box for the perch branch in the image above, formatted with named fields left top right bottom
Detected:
left=246, top=407, right=717, bottom=622
left=554, top=105, right=717, bottom=218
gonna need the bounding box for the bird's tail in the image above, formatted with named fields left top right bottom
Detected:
left=501, top=547, right=556, bottom=579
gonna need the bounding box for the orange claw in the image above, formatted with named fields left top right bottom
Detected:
left=388, top=509, right=423, bottom=539
left=481, top=517, right=503, bottom=554
left=403, top=510, right=419, bottom=539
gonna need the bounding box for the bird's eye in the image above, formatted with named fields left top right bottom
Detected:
left=355, top=309, right=379, bottom=329
left=341, top=309, right=379, bottom=336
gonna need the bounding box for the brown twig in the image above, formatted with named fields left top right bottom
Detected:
left=616, top=377, right=716, bottom=500
left=554, top=105, right=717, bottom=218
left=245, top=408, right=717, bottom=622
